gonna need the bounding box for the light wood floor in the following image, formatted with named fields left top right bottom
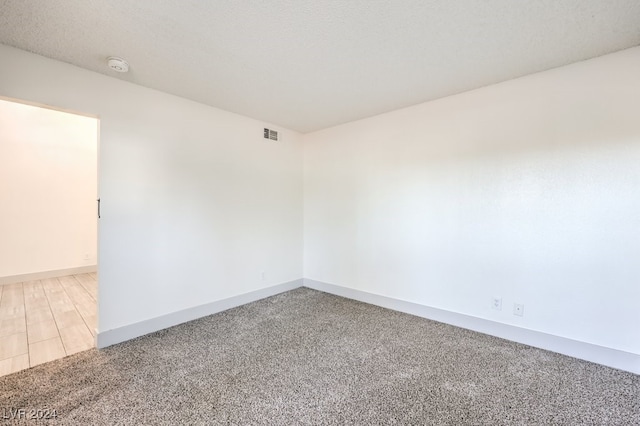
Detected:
left=0, top=273, right=97, bottom=377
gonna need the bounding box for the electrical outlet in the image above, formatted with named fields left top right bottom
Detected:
left=260, top=271, right=266, bottom=281
left=513, top=303, right=524, bottom=317
left=492, top=297, right=502, bottom=311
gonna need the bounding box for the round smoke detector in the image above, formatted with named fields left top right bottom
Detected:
left=107, top=56, right=129, bottom=73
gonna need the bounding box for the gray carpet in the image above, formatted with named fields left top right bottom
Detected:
left=1, top=288, right=638, bottom=425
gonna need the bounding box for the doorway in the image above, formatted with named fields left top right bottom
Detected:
left=0, top=97, right=99, bottom=376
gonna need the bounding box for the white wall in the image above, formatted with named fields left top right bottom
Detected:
left=2, top=41, right=638, bottom=367
left=0, top=99, right=97, bottom=278
left=304, top=47, right=640, bottom=356
left=0, top=44, right=303, bottom=336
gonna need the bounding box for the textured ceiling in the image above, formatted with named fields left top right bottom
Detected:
left=0, top=1, right=639, bottom=133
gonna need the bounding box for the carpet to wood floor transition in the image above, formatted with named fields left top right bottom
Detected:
left=0, top=288, right=638, bottom=425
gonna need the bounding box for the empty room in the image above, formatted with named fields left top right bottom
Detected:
left=0, top=98, right=99, bottom=372
left=1, top=1, right=639, bottom=425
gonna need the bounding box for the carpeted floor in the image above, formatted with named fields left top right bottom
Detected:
left=1, top=288, right=638, bottom=425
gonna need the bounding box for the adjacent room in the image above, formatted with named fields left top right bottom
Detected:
left=0, top=1, right=638, bottom=424
left=0, top=98, right=98, bottom=374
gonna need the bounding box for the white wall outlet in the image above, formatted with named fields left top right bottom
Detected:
left=513, top=303, right=524, bottom=317
left=260, top=271, right=266, bottom=281
left=492, top=297, right=502, bottom=311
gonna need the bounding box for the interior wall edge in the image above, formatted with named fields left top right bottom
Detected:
left=303, top=278, right=640, bottom=375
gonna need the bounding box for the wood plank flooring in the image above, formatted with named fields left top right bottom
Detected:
left=0, top=273, right=97, bottom=377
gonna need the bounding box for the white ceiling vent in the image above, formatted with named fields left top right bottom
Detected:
left=107, top=56, right=129, bottom=73
left=263, top=128, right=278, bottom=141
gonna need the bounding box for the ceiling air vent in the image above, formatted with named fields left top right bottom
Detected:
left=263, top=128, right=278, bottom=141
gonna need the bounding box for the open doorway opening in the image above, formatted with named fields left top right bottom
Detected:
left=0, top=97, right=99, bottom=376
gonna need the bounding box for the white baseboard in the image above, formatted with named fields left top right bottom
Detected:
left=0, top=265, right=98, bottom=285
left=95, top=277, right=640, bottom=375
left=96, top=279, right=303, bottom=349
left=303, top=278, right=640, bottom=375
